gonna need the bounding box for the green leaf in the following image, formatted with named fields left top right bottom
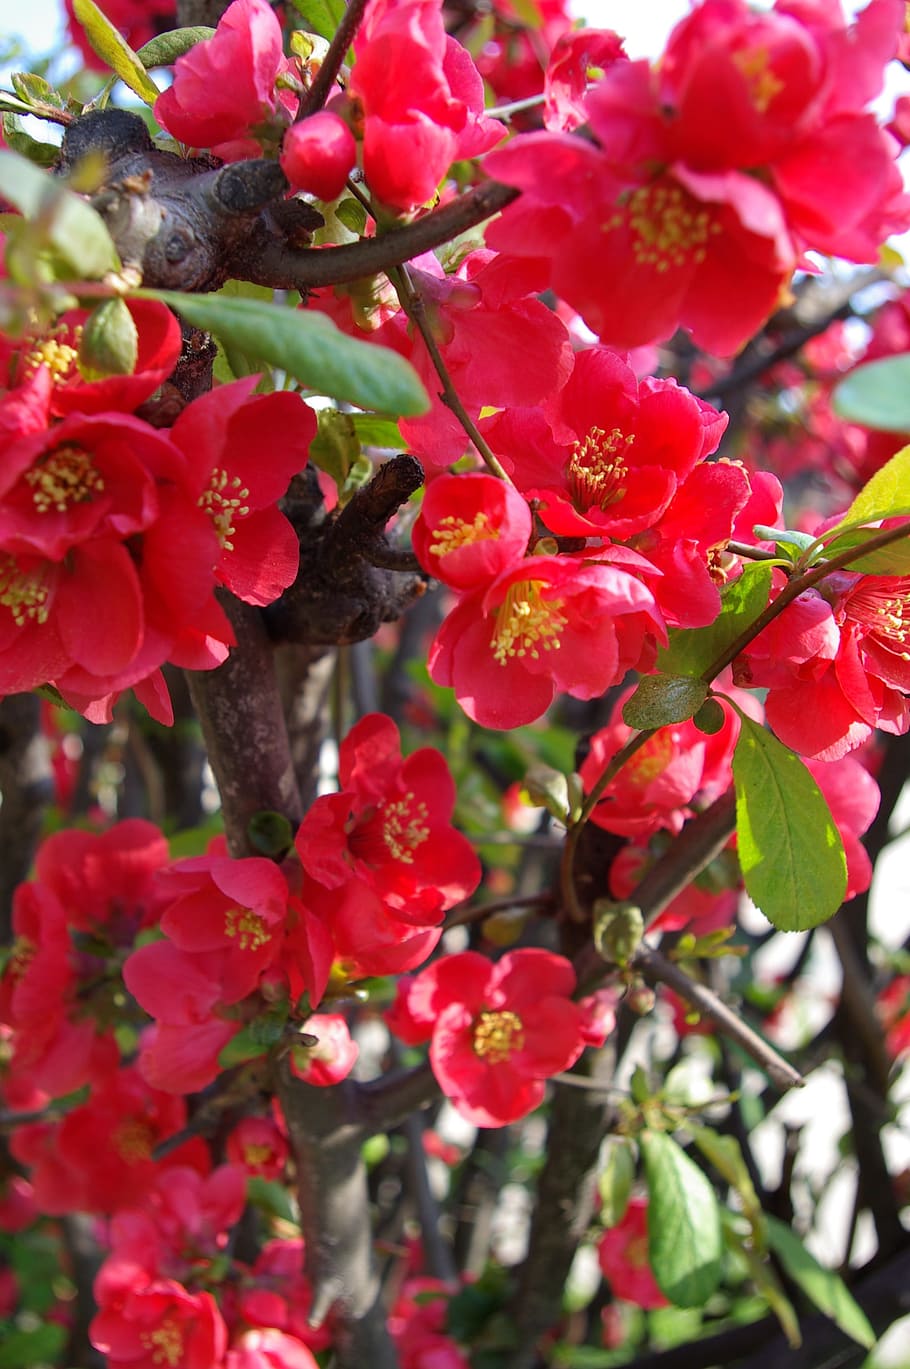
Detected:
left=350, top=414, right=404, bottom=449
left=827, top=443, right=910, bottom=534
left=290, top=0, right=347, bottom=42
left=78, top=296, right=138, bottom=377
left=135, top=26, right=215, bottom=68
left=71, top=0, right=162, bottom=104
left=690, top=1126, right=762, bottom=1230
left=0, top=148, right=121, bottom=279
left=765, top=1216, right=876, bottom=1349
left=247, top=810, right=295, bottom=858
left=336, top=196, right=368, bottom=236
left=598, top=1138, right=636, bottom=1228
left=622, top=674, right=708, bottom=729
left=247, top=1175, right=298, bottom=1224
left=732, top=713, right=846, bottom=931
left=0, top=113, right=60, bottom=168
left=10, top=71, right=67, bottom=112
left=139, top=290, right=430, bottom=415
left=658, top=562, right=773, bottom=680
left=833, top=354, right=910, bottom=433
left=640, top=1130, right=723, bottom=1308
left=522, top=763, right=570, bottom=821
left=693, top=698, right=726, bottom=735
left=818, top=524, right=910, bottom=575
left=309, top=409, right=374, bottom=506
left=0, top=1322, right=66, bottom=1368
left=721, top=1212, right=801, bottom=1348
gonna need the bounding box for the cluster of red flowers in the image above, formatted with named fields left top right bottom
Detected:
left=0, top=301, right=313, bottom=724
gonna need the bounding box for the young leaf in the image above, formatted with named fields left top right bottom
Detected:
left=622, top=674, right=708, bottom=729
left=721, top=1212, right=801, bottom=1348
left=290, top=0, right=348, bottom=42
left=832, top=355, right=910, bottom=434
left=71, top=0, right=162, bottom=105
left=765, top=1216, right=876, bottom=1349
left=139, top=290, right=430, bottom=416
left=640, top=1130, right=723, bottom=1308
left=0, top=149, right=121, bottom=279
left=135, top=26, right=215, bottom=68
left=826, top=443, right=910, bottom=534
left=598, top=1138, right=636, bottom=1228
left=732, top=714, right=846, bottom=931
left=818, top=525, right=910, bottom=575
left=690, top=1126, right=762, bottom=1231
left=658, top=562, right=773, bottom=680
left=78, top=296, right=138, bottom=377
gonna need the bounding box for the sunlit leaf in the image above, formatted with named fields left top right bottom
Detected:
left=732, top=713, right=846, bottom=931
left=640, top=1130, right=723, bottom=1308
left=71, top=0, right=162, bottom=105
left=765, top=1217, right=875, bottom=1349
left=833, top=355, right=910, bottom=433
left=138, top=289, right=430, bottom=416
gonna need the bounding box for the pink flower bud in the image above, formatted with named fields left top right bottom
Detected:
left=280, top=112, right=357, bottom=201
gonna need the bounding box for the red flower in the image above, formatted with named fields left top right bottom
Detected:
left=154, top=0, right=294, bottom=154
left=1, top=299, right=182, bottom=419
left=289, top=1013, right=359, bottom=1086
left=413, top=472, right=532, bottom=591
left=281, top=112, right=357, bottom=201
left=428, top=555, right=666, bottom=729
left=295, top=712, right=481, bottom=925
left=736, top=564, right=910, bottom=759
left=805, top=754, right=880, bottom=899
left=91, top=1274, right=227, bottom=1369
left=226, top=1116, right=289, bottom=1180
left=406, top=949, right=587, bottom=1127
left=170, top=378, right=313, bottom=606
left=597, top=1197, right=669, bottom=1309
left=349, top=0, right=503, bottom=211
left=226, top=1329, right=319, bottom=1369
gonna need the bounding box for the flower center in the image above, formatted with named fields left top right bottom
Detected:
left=199, top=468, right=251, bottom=549
left=610, top=182, right=721, bottom=272
left=7, top=935, right=36, bottom=983
left=113, top=1117, right=154, bottom=1162
left=24, top=331, right=81, bottom=384
left=224, top=905, right=270, bottom=951
left=243, top=1142, right=273, bottom=1166
left=428, top=511, right=500, bottom=557
left=567, top=426, right=634, bottom=512
left=139, top=1318, right=184, bottom=1368
left=845, top=577, right=910, bottom=659
left=25, top=445, right=105, bottom=514
left=380, top=793, right=430, bottom=864
left=732, top=46, right=785, bottom=113
left=0, top=556, right=51, bottom=626
left=626, top=730, right=675, bottom=786
left=491, top=580, right=567, bottom=665
left=472, top=1008, right=525, bottom=1063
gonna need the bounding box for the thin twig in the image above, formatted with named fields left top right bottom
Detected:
left=634, top=945, right=804, bottom=1092
left=388, top=263, right=512, bottom=479
left=298, top=0, right=371, bottom=118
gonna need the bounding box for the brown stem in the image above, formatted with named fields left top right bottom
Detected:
left=0, top=694, right=54, bottom=940
left=298, top=0, right=371, bottom=117
left=634, top=945, right=804, bottom=1092
left=276, top=1062, right=398, bottom=1367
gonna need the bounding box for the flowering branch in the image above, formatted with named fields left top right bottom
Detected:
left=298, top=0, right=372, bottom=119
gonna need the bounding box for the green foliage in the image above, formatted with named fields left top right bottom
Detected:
left=658, top=563, right=773, bottom=680
left=765, top=1216, right=876, bottom=1349
left=0, top=1323, right=66, bottom=1368
left=826, top=442, right=910, bottom=533
left=289, top=0, right=348, bottom=41
left=0, top=148, right=121, bottom=282
left=819, top=525, right=910, bottom=574
left=622, top=674, right=708, bottom=728
left=0, top=114, right=59, bottom=167
left=833, top=355, right=910, bottom=433
left=135, top=27, right=215, bottom=68
left=247, top=810, right=295, bottom=858
left=78, top=296, right=138, bottom=377
left=70, top=0, right=161, bottom=104
left=140, top=289, right=430, bottom=415
left=640, top=1130, right=723, bottom=1307
left=598, top=1138, right=635, bottom=1228
left=732, top=712, right=847, bottom=931
left=309, top=410, right=375, bottom=505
